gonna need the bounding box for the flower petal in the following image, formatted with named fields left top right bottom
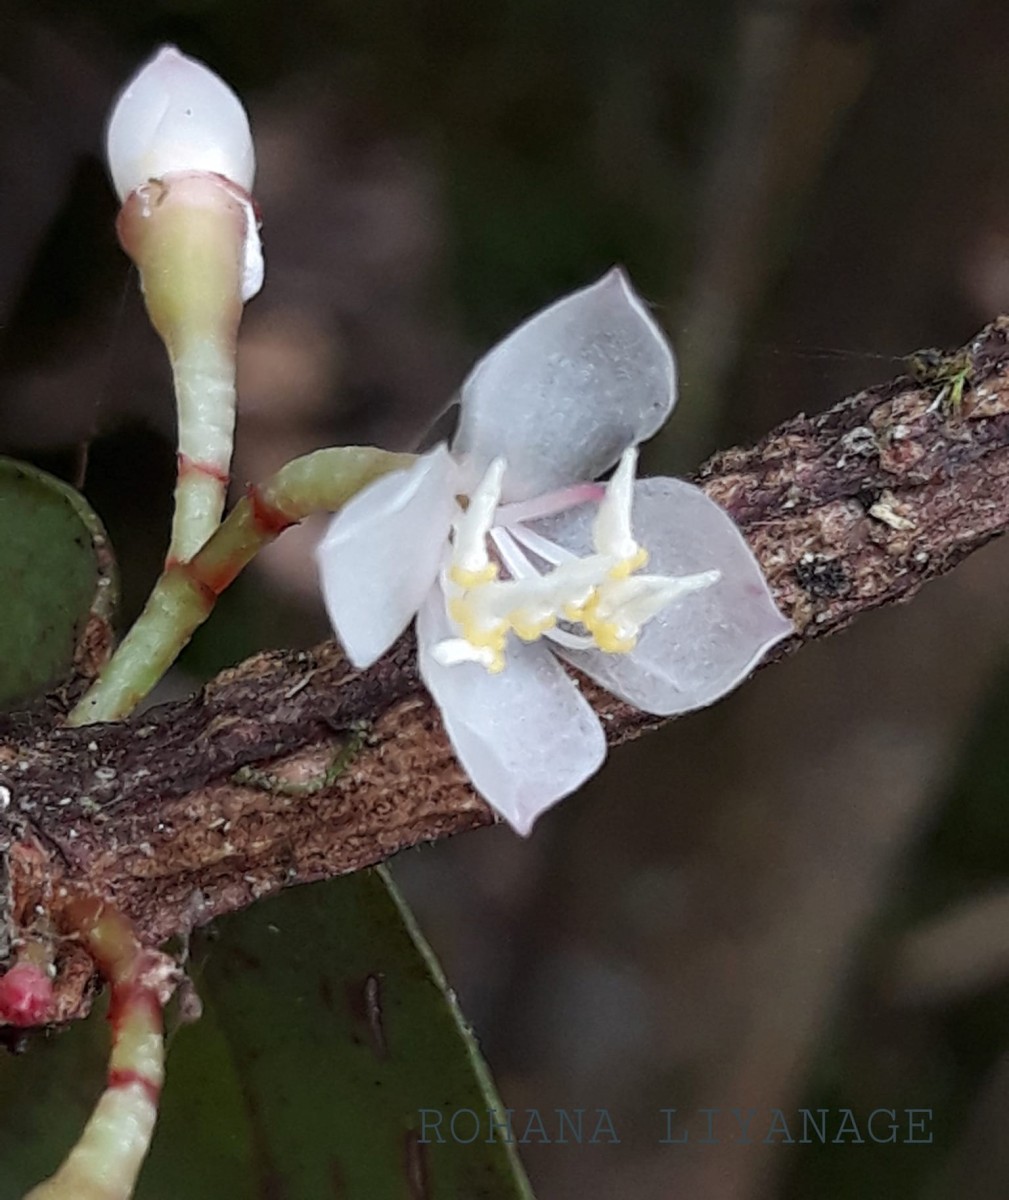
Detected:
left=453, top=269, right=676, bottom=502
left=316, top=446, right=459, bottom=668
left=106, top=45, right=256, bottom=202
left=417, top=588, right=607, bottom=835
left=537, top=478, right=792, bottom=715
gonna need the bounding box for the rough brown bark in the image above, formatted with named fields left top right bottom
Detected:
left=2, top=319, right=1008, bottom=1027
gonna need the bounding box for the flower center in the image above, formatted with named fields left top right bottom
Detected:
left=431, top=449, right=720, bottom=673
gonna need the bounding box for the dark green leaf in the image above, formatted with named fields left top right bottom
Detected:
left=0, top=457, right=116, bottom=709
left=0, top=870, right=535, bottom=1200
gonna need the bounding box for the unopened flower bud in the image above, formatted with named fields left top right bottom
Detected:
left=106, top=44, right=255, bottom=203
left=104, top=46, right=264, bottom=563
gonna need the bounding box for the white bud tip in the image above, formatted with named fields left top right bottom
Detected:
left=105, top=45, right=256, bottom=203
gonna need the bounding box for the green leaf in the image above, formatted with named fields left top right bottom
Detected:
left=0, top=458, right=117, bottom=709
left=0, top=870, right=535, bottom=1200
left=0, top=995, right=109, bottom=1194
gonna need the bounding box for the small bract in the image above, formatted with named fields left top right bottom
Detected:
left=317, top=270, right=792, bottom=834
left=106, top=45, right=255, bottom=203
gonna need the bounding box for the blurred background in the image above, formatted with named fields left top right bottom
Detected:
left=2, top=0, right=1009, bottom=1196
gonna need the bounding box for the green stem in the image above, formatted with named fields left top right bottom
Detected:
left=23, top=898, right=167, bottom=1200
left=167, top=335, right=238, bottom=563
left=117, top=174, right=252, bottom=564
left=68, top=446, right=414, bottom=726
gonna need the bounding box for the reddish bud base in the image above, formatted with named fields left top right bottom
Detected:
left=0, top=962, right=54, bottom=1026
left=107, top=1068, right=161, bottom=1107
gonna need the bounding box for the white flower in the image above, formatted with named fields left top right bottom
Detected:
left=106, top=45, right=255, bottom=202
left=316, top=270, right=792, bottom=834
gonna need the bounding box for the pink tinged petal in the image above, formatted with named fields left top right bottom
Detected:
left=106, top=45, right=256, bottom=203
left=453, top=268, right=676, bottom=502
left=316, top=446, right=459, bottom=669
left=417, top=589, right=607, bottom=835
left=536, top=478, right=793, bottom=716
left=495, top=482, right=605, bottom=527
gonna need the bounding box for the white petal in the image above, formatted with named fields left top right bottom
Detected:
left=453, top=269, right=676, bottom=502
left=237, top=195, right=264, bottom=301
left=316, top=446, right=459, bottom=668
left=536, top=478, right=792, bottom=715
left=417, top=589, right=607, bottom=835
left=106, top=45, right=256, bottom=202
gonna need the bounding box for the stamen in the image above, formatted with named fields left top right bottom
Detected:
left=431, top=638, right=503, bottom=671
left=593, top=447, right=641, bottom=566
left=436, top=450, right=722, bottom=675
left=450, top=457, right=506, bottom=586
left=607, top=549, right=648, bottom=580
left=509, top=612, right=557, bottom=641
left=488, top=527, right=540, bottom=580
left=504, top=523, right=577, bottom=567
left=447, top=595, right=508, bottom=652
left=548, top=554, right=613, bottom=612
left=542, top=625, right=597, bottom=651
left=580, top=570, right=721, bottom=654
left=598, top=570, right=721, bottom=628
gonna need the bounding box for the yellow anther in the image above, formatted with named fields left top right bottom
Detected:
left=607, top=547, right=648, bottom=580
left=580, top=594, right=638, bottom=654
left=449, top=562, right=498, bottom=589
left=592, top=624, right=637, bottom=653
left=433, top=444, right=690, bottom=673
left=562, top=593, right=595, bottom=622
left=448, top=595, right=508, bottom=652
left=509, top=612, right=557, bottom=642
left=467, top=623, right=508, bottom=652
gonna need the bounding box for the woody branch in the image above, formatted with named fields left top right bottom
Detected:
left=2, top=317, right=1007, bottom=1029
